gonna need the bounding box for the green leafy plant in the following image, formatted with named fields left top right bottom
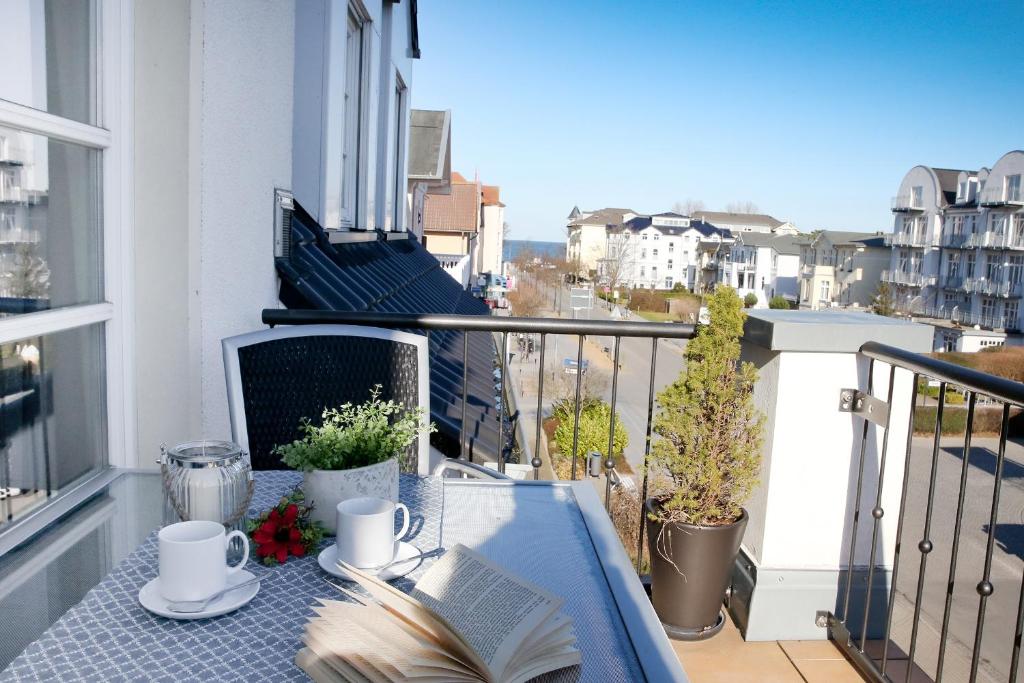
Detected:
left=743, top=292, right=758, bottom=308
left=553, top=400, right=628, bottom=469
left=274, top=385, right=435, bottom=471
left=768, top=295, right=790, bottom=309
left=872, top=282, right=895, bottom=317
left=649, top=286, right=764, bottom=526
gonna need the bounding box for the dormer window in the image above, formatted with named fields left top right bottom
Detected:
left=1007, top=174, right=1022, bottom=203
left=911, top=186, right=923, bottom=208
left=958, top=181, right=967, bottom=203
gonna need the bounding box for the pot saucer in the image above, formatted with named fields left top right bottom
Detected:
left=318, top=542, right=422, bottom=582
left=139, top=569, right=259, bottom=620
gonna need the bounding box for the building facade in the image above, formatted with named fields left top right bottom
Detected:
left=798, top=231, right=888, bottom=309
left=719, top=233, right=801, bottom=306
left=565, top=206, right=636, bottom=278
left=600, top=213, right=732, bottom=292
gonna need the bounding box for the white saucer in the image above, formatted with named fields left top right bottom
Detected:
left=318, top=542, right=422, bottom=582
left=139, top=569, right=260, bottom=620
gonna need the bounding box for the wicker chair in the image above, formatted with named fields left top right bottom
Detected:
left=222, top=324, right=433, bottom=473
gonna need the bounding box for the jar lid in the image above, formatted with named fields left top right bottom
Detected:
left=163, top=440, right=244, bottom=467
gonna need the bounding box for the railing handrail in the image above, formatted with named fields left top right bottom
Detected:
left=262, top=308, right=697, bottom=339
left=860, top=341, right=1024, bottom=407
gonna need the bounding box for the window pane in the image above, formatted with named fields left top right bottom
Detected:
left=0, top=0, right=98, bottom=125
left=0, top=128, right=102, bottom=317
left=0, top=323, right=107, bottom=531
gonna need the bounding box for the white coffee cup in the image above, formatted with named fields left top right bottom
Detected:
left=335, top=497, right=410, bottom=569
left=158, top=520, right=250, bottom=602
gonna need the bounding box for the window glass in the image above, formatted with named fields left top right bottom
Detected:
left=0, top=323, right=106, bottom=531
left=341, top=9, right=365, bottom=226
left=0, top=0, right=98, bottom=126
left=0, top=128, right=102, bottom=317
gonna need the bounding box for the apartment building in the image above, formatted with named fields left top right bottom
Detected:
left=565, top=206, right=636, bottom=278
left=406, top=109, right=452, bottom=239
left=691, top=210, right=799, bottom=236
left=720, top=232, right=801, bottom=306
left=904, top=150, right=1024, bottom=348
left=600, top=212, right=732, bottom=291
left=798, top=231, right=888, bottom=309
left=479, top=184, right=505, bottom=276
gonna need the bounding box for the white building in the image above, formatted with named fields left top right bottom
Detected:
left=798, top=231, right=889, bottom=310
left=896, top=150, right=1024, bottom=348
left=692, top=210, right=799, bottom=236
left=565, top=206, right=636, bottom=278
left=719, top=232, right=801, bottom=306
left=478, top=184, right=505, bottom=277
left=0, top=0, right=422, bottom=489
left=600, top=212, right=732, bottom=292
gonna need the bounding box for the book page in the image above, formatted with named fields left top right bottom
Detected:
left=410, top=544, right=563, bottom=681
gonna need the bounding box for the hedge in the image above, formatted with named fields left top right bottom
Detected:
left=913, top=405, right=1024, bottom=436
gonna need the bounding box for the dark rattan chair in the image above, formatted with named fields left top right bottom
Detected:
left=222, top=324, right=433, bottom=474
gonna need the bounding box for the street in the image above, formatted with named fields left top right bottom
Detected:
left=509, top=279, right=686, bottom=473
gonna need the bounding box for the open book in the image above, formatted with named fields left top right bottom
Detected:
left=296, top=543, right=581, bottom=683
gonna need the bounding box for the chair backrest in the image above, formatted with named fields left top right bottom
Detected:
left=222, top=324, right=431, bottom=474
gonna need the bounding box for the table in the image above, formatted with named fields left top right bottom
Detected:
left=0, top=472, right=687, bottom=682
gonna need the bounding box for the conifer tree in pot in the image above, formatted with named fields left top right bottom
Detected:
left=646, top=286, right=764, bottom=639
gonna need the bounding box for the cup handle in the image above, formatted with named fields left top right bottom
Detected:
left=225, top=530, right=250, bottom=574
left=394, top=503, right=410, bottom=542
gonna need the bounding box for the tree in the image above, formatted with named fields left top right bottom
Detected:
left=872, top=282, right=895, bottom=317
left=600, top=231, right=635, bottom=295
left=725, top=201, right=760, bottom=214
left=506, top=280, right=546, bottom=317
left=743, top=292, right=758, bottom=309
left=2, top=242, right=50, bottom=300
left=671, top=199, right=706, bottom=216
left=649, top=286, right=764, bottom=525
left=768, top=295, right=790, bottom=309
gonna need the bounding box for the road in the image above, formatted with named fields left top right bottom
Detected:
left=509, top=279, right=686, bottom=472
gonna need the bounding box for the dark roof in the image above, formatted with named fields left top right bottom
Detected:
left=652, top=211, right=687, bottom=218
left=692, top=211, right=784, bottom=228
left=275, top=203, right=506, bottom=463
left=615, top=216, right=731, bottom=239
left=571, top=208, right=634, bottom=226
left=800, top=230, right=887, bottom=249
left=735, top=232, right=801, bottom=255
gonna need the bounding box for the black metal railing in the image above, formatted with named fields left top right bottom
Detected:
left=262, top=309, right=693, bottom=533
left=828, top=341, right=1024, bottom=683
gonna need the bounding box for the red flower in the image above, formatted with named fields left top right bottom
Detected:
left=252, top=503, right=307, bottom=564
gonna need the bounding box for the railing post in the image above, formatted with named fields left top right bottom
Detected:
left=731, top=310, right=932, bottom=642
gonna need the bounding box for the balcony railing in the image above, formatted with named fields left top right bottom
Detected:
left=941, top=233, right=969, bottom=248
left=881, top=269, right=935, bottom=287
left=914, top=304, right=1017, bottom=330
left=827, top=344, right=1024, bottom=682
left=891, top=194, right=925, bottom=212
left=884, top=232, right=932, bottom=248
left=264, top=307, right=1024, bottom=683
left=980, top=183, right=1024, bottom=207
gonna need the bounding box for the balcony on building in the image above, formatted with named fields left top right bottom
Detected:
left=881, top=269, right=935, bottom=287
left=890, top=193, right=925, bottom=212
left=941, top=232, right=969, bottom=248
left=979, top=180, right=1024, bottom=207
left=883, top=230, right=931, bottom=248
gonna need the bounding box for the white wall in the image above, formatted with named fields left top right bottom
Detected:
left=133, top=1, right=194, bottom=454
left=195, top=1, right=295, bottom=439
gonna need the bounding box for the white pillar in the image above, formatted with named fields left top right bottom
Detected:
left=733, top=310, right=933, bottom=641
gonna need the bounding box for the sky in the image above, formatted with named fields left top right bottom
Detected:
left=411, top=0, right=1024, bottom=242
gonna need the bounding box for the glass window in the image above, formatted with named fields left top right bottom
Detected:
left=1007, top=175, right=1022, bottom=203
left=0, top=324, right=106, bottom=532
left=341, top=8, right=366, bottom=227
left=391, top=76, right=406, bottom=231
left=911, top=186, right=923, bottom=208
left=0, top=128, right=102, bottom=317
left=0, top=0, right=98, bottom=125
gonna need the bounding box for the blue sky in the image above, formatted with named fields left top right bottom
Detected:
left=412, top=1, right=1024, bottom=242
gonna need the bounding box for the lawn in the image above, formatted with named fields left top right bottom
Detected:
left=636, top=310, right=678, bottom=322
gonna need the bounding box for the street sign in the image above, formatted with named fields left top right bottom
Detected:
left=569, top=287, right=592, bottom=311
left=562, top=358, right=590, bottom=375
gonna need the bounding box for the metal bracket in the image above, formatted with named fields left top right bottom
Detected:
left=273, top=188, right=294, bottom=258
left=838, top=388, right=888, bottom=428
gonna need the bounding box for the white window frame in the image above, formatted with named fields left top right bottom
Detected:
left=0, top=2, right=134, bottom=473
left=339, top=1, right=370, bottom=230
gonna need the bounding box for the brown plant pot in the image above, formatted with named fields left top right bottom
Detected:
left=645, top=499, right=748, bottom=640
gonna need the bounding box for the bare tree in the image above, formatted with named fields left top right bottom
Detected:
left=671, top=199, right=706, bottom=216
left=725, top=201, right=760, bottom=214
left=599, top=231, right=635, bottom=296
left=506, top=279, right=546, bottom=317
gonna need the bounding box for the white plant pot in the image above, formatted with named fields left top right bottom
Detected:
left=303, top=458, right=400, bottom=534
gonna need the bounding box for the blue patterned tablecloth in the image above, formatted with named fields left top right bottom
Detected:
left=1, top=472, right=443, bottom=682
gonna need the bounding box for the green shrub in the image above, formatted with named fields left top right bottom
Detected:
left=743, top=292, right=758, bottom=308
left=672, top=282, right=686, bottom=293
left=274, top=385, right=435, bottom=471
left=768, top=295, right=790, bottom=309
left=649, top=286, right=764, bottom=525
left=913, top=405, right=1022, bottom=435
left=552, top=401, right=628, bottom=470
